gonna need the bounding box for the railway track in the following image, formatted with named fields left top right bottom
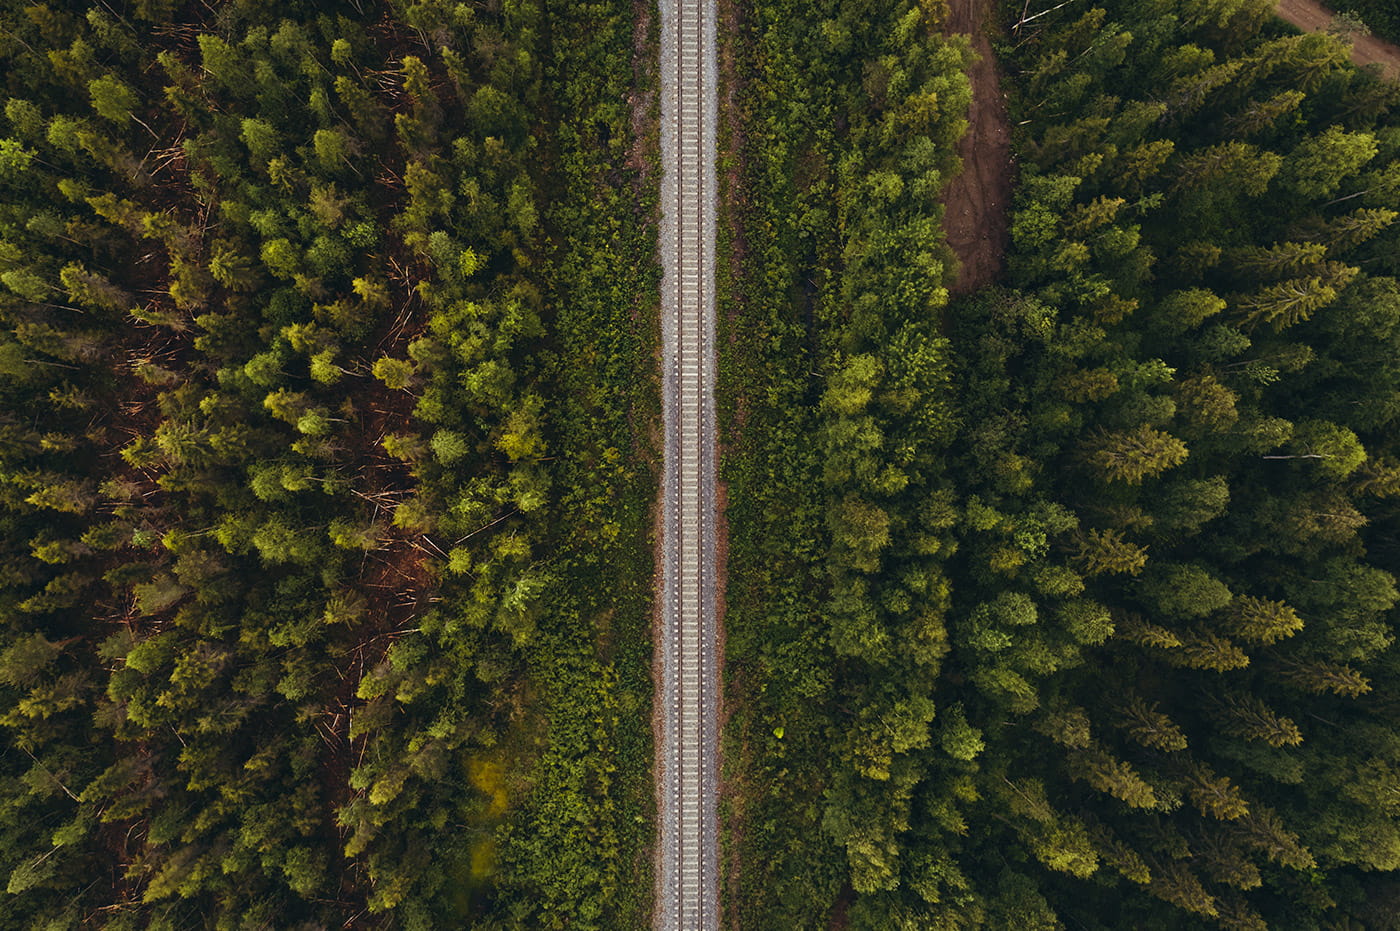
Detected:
left=656, top=0, right=718, bottom=928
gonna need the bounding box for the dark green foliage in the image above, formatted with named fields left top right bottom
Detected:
left=720, top=0, right=971, bottom=924
left=926, top=0, right=1400, bottom=927
left=0, top=0, right=653, bottom=926
left=1332, top=1, right=1400, bottom=45
left=728, top=0, right=1400, bottom=927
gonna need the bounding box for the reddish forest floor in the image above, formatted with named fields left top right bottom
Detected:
left=942, top=0, right=1013, bottom=297
left=1276, top=0, right=1400, bottom=78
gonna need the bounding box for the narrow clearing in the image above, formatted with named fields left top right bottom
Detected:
left=941, top=0, right=1013, bottom=296
left=1276, top=0, right=1400, bottom=78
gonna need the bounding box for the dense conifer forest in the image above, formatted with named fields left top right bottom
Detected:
left=0, top=0, right=655, bottom=926
left=5, top=0, right=1400, bottom=928
left=722, top=0, right=1400, bottom=927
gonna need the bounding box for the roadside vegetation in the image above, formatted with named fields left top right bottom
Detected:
left=0, top=0, right=654, bottom=927
left=1332, top=1, right=1400, bottom=43
left=726, top=0, right=1400, bottom=926
left=718, top=0, right=969, bottom=924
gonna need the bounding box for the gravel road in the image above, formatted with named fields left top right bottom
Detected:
left=1275, top=0, right=1400, bottom=78
left=654, top=0, right=719, bottom=928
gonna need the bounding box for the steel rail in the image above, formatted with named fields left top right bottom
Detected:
left=656, top=0, right=717, bottom=927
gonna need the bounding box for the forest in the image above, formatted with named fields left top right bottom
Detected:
left=722, top=0, right=1400, bottom=927
left=4, top=0, right=1400, bottom=928
left=0, top=0, right=656, bottom=927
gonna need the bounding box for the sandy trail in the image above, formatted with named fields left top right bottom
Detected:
left=1276, top=0, right=1400, bottom=78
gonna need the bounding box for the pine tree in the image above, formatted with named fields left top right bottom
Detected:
left=1271, top=32, right=1351, bottom=92
left=1140, top=563, right=1234, bottom=619
left=1154, top=288, right=1227, bottom=331
left=196, top=35, right=252, bottom=96
left=1214, top=893, right=1268, bottom=931
left=1053, top=367, right=1119, bottom=402
left=1063, top=195, right=1125, bottom=237
left=1225, top=241, right=1327, bottom=279
left=1235, top=267, right=1357, bottom=331
left=1213, top=693, right=1303, bottom=748
left=400, top=56, right=442, bottom=132
left=1280, top=127, right=1379, bottom=199
left=1087, top=820, right=1151, bottom=884
left=1271, top=487, right=1366, bottom=546
left=58, top=263, right=133, bottom=314
left=1147, top=858, right=1218, bottom=917
left=1116, top=612, right=1183, bottom=649
left=1275, top=659, right=1371, bottom=697
left=1169, top=629, right=1251, bottom=672
left=1164, top=59, right=1244, bottom=120
left=1082, top=425, right=1189, bottom=484
left=1172, top=141, right=1281, bottom=197
left=1309, top=206, right=1398, bottom=251
left=1166, top=241, right=1224, bottom=279
left=1026, top=815, right=1100, bottom=879
left=1068, top=744, right=1159, bottom=808
left=1194, top=834, right=1262, bottom=890
left=1180, top=758, right=1250, bottom=820
left=1116, top=695, right=1188, bottom=751
left=1223, top=596, right=1303, bottom=645
left=1033, top=706, right=1092, bottom=749
left=1225, top=89, right=1305, bottom=137
left=1069, top=527, right=1148, bottom=576
left=88, top=74, right=141, bottom=129
left=1174, top=373, right=1239, bottom=433
left=996, top=778, right=1098, bottom=879
left=1229, top=805, right=1315, bottom=869
left=1116, top=139, right=1176, bottom=191
left=1351, top=455, right=1400, bottom=498
left=1091, top=293, right=1139, bottom=325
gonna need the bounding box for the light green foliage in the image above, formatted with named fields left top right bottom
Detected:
left=1281, top=126, right=1378, bottom=198
left=0, top=137, right=34, bottom=177
left=1284, top=419, right=1366, bottom=478
left=372, top=356, right=416, bottom=389
left=1083, top=425, right=1189, bottom=484
left=87, top=74, right=137, bottom=124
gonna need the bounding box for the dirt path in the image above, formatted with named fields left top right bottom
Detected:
left=942, top=0, right=1013, bottom=296
left=1276, top=0, right=1400, bottom=79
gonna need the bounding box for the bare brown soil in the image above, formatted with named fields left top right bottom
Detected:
left=941, top=0, right=1013, bottom=296
left=1276, top=0, right=1400, bottom=79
